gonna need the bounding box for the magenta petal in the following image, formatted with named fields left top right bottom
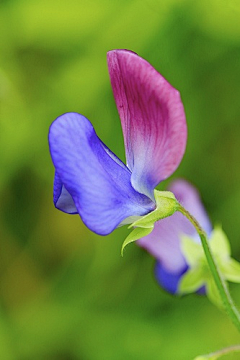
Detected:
left=137, top=179, right=212, bottom=273
left=107, top=50, right=187, bottom=198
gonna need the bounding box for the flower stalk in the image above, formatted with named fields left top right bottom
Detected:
left=178, top=204, right=240, bottom=332
left=194, top=344, right=240, bottom=359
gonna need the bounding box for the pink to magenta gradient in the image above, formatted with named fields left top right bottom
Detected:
left=107, top=50, right=187, bottom=200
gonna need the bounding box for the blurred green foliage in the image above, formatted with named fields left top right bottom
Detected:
left=1, top=0, right=240, bottom=359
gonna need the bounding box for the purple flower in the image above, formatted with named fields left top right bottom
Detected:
left=137, top=179, right=212, bottom=294
left=48, top=50, right=187, bottom=235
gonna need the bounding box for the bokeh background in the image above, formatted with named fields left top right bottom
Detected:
left=1, top=0, right=240, bottom=359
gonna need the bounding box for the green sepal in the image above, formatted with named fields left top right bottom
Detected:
left=121, top=226, right=154, bottom=256
left=121, top=190, right=179, bottom=255
left=210, top=226, right=240, bottom=284
left=179, top=225, right=240, bottom=304
left=179, top=267, right=205, bottom=294
left=210, top=225, right=231, bottom=257
left=179, top=235, right=207, bottom=295
left=221, top=259, right=240, bottom=283
left=206, top=279, right=224, bottom=309
left=129, top=190, right=179, bottom=229
left=181, top=235, right=204, bottom=267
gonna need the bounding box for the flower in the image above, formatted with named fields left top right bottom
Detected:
left=137, top=179, right=212, bottom=294
left=48, top=49, right=187, bottom=235
left=137, top=179, right=240, bottom=300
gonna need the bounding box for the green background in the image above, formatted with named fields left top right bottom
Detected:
left=1, top=0, right=240, bottom=359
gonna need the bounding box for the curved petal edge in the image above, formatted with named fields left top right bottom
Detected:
left=49, top=112, right=155, bottom=235
left=107, top=49, right=187, bottom=198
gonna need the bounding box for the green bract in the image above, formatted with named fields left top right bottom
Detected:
left=121, top=190, right=179, bottom=255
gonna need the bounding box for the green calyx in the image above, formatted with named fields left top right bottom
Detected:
left=179, top=225, right=240, bottom=306
left=121, top=190, right=179, bottom=256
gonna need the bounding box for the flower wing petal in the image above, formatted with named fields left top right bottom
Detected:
left=49, top=112, right=154, bottom=235
left=107, top=50, right=187, bottom=199
left=53, top=172, right=78, bottom=214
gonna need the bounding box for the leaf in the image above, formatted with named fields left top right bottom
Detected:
left=178, top=267, right=205, bottom=294
left=121, top=226, right=154, bottom=256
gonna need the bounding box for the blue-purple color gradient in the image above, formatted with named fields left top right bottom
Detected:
left=49, top=113, right=155, bottom=235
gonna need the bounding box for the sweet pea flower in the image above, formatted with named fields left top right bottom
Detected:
left=137, top=179, right=212, bottom=294
left=48, top=50, right=187, bottom=235
left=138, top=179, right=240, bottom=299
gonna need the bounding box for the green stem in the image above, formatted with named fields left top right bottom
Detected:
left=178, top=204, right=240, bottom=332
left=196, top=344, right=240, bottom=359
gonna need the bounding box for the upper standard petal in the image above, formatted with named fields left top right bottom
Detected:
left=107, top=50, right=187, bottom=199
left=49, top=112, right=155, bottom=235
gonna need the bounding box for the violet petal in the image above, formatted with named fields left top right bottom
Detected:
left=54, top=171, right=78, bottom=214
left=137, top=179, right=212, bottom=273
left=49, top=112, right=154, bottom=235
left=155, top=261, right=188, bottom=294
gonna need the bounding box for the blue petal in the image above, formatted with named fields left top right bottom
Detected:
left=155, top=262, right=206, bottom=295
left=155, top=261, right=188, bottom=295
left=49, top=113, right=155, bottom=235
left=53, top=172, right=78, bottom=214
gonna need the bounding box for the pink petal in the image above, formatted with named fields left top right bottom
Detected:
left=138, top=211, right=191, bottom=273
left=169, top=179, right=212, bottom=236
left=107, top=50, right=187, bottom=199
